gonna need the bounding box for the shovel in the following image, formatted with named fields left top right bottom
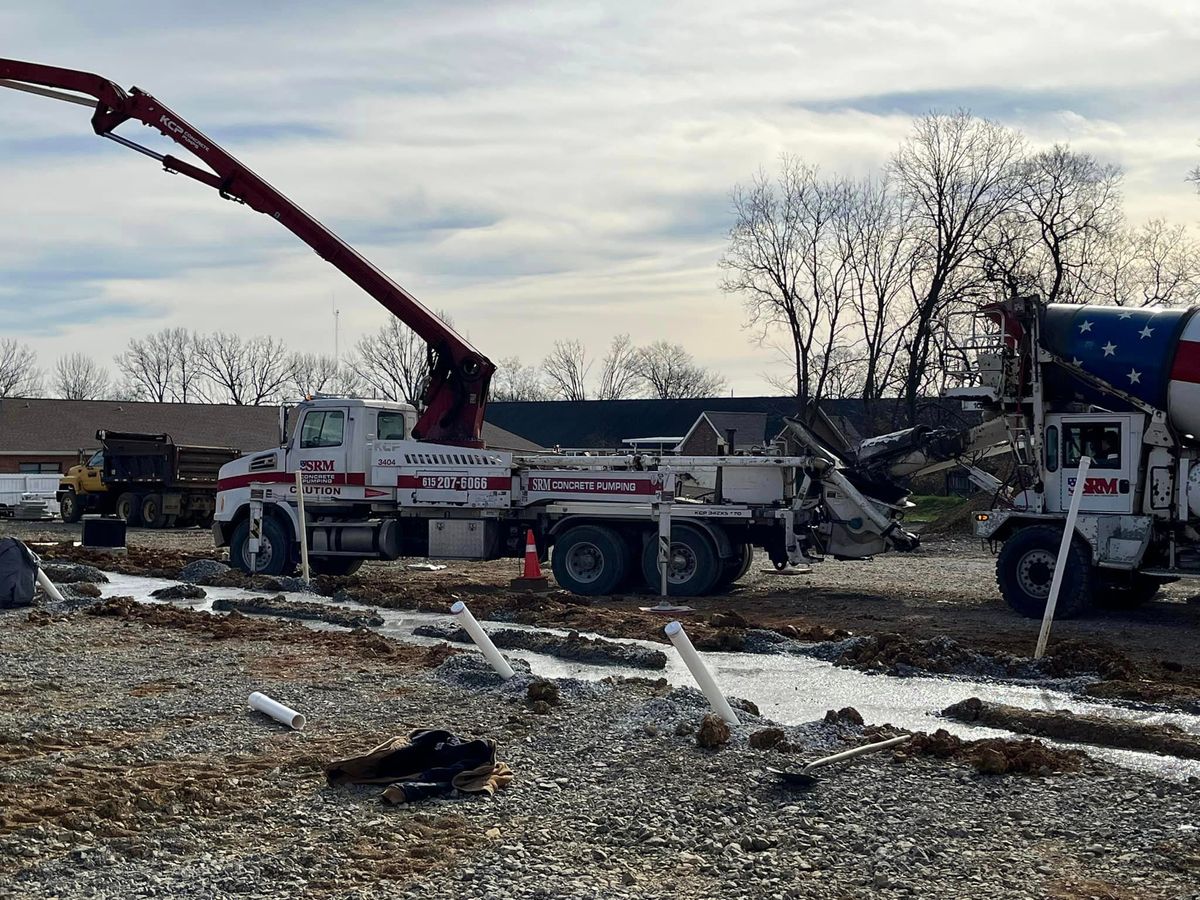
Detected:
left=769, top=734, right=911, bottom=788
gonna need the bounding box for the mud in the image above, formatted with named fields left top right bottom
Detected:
left=211, top=594, right=385, bottom=629
left=150, top=583, right=207, bottom=601
left=412, top=623, right=668, bottom=669
left=84, top=596, right=452, bottom=668
left=869, top=725, right=1089, bottom=775
left=943, top=697, right=1200, bottom=761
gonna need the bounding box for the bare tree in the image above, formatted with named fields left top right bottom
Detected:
left=720, top=158, right=856, bottom=413
left=891, top=111, right=1025, bottom=422
left=54, top=353, right=110, bottom=400
left=353, top=319, right=429, bottom=407
left=0, top=339, right=42, bottom=397
left=1080, top=219, right=1200, bottom=307
left=114, top=327, right=204, bottom=403
left=1015, top=146, right=1123, bottom=303
left=196, top=332, right=290, bottom=405
left=492, top=356, right=550, bottom=401
left=635, top=341, right=726, bottom=399
left=597, top=334, right=643, bottom=400
left=353, top=312, right=454, bottom=408
left=289, top=353, right=363, bottom=398
left=542, top=340, right=591, bottom=401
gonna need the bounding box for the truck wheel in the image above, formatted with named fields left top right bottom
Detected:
left=59, top=490, right=83, bottom=524
left=1095, top=572, right=1162, bottom=609
left=641, top=525, right=720, bottom=597
left=140, top=494, right=168, bottom=528
left=230, top=516, right=294, bottom=576
left=551, top=525, right=629, bottom=596
left=308, top=557, right=364, bottom=577
left=996, top=525, right=1092, bottom=619
left=115, top=492, right=144, bottom=526
left=713, top=544, right=753, bottom=591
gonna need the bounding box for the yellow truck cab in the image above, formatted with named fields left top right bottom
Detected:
left=57, top=449, right=104, bottom=522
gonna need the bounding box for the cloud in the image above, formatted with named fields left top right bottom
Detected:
left=2, top=1, right=1198, bottom=396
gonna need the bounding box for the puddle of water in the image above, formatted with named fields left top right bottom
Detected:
left=96, top=572, right=1200, bottom=782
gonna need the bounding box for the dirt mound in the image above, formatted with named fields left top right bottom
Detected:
left=835, top=633, right=1024, bottom=677
left=1040, top=639, right=1137, bottom=681
left=414, top=624, right=667, bottom=669
left=870, top=726, right=1086, bottom=775
left=943, top=696, right=1200, bottom=760
left=39, top=542, right=221, bottom=580
left=211, top=594, right=384, bottom=629
left=150, top=584, right=207, bottom=601
left=85, top=597, right=453, bottom=669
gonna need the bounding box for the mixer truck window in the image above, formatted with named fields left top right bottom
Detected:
left=1064, top=423, right=1121, bottom=470
left=1045, top=426, right=1058, bottom=472
left=377, top=411, right=406, bottom=441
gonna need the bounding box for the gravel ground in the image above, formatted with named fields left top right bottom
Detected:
left=2, top=605, right=1199, bottom=899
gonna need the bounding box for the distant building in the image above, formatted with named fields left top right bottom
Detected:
left=675, top=411, right=768, bottom=456
left=0, top=397, right=541, bottom=474
left=488, top=396, right=968, bottom=452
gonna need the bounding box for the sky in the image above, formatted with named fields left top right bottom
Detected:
left=3, top=1, right=1199, bottom=396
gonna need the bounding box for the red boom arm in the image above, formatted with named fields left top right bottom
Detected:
left=0, top=58, right=494, bottom=447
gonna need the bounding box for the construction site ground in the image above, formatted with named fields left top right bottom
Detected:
left=4, top=519, right=1200, bottom=898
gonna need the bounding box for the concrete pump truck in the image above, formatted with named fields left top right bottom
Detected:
left=3, top=58, right=949, bottom=597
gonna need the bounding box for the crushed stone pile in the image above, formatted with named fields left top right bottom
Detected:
left=413, top=624, right=668, bottom=669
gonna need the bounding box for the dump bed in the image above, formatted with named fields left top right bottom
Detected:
left=98, top=431, right=240, bottom=489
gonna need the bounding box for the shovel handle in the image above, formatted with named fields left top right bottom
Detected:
left=801, top=734, right=911, bottom=774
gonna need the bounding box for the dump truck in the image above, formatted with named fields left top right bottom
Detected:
left=57, top=431, right=240, bottom=528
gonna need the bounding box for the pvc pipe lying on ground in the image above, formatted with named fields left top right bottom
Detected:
left=665, top=621, right=739, bottom=725
left=800, top=733, right=911, bottom=774
left=451, top=600, right=516, bottom=679
left=248, top=691, right=306, bottom=730
left=35, top=568, right=65, bottom=604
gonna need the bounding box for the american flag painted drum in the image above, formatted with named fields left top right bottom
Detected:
left=1040, top=304, right=1200, bottom=437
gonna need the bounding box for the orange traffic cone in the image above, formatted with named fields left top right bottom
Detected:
left=511, top=528, right=551, bottom=592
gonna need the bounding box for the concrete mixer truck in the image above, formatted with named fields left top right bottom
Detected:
left=941, top=294, right=1200, bottom=618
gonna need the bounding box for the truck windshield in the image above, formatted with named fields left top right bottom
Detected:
left=87, top=450, right=103, bottom=467
left=300, top=411, right=345, bottom=448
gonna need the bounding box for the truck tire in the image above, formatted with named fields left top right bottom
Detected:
left=308, top=557, right=364, bottom=577
left=552, top=524, right=630, bottom=596
left=140, top=494, right=168, bottom=529
left=115, top=492, right=144, bottom=526
left=230, top=516, right=294, bottom=576
left=640, top=525, right=720, bottom=597
left=1095, top=572, right=1162, bottom=609
left=713, top=543, right=753, bottom=592
left=59, top=490, right=83, bottom=524
left=996, top=525, right=1092, bottom=619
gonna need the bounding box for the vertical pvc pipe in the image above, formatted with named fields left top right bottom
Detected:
left=664, top=621, right=739, bottom=725
left=294, top=470, right=310, bottom=584
left=657, top=500, right=671, bottom=597
left=248, top=691, right=306, bottom=730
left=35, top=568, right=65, bottom=603
left=1035, top=455, right=1091, bottom=659
left=450, top=600, right=516, bottom=679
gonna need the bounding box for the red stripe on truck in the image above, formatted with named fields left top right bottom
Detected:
left=217, top=471, right=367, bottom=491
left=1171, top=339, right=1200, bottom=384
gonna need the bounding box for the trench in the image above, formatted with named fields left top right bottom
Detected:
left=95, top=572, right=1200, bottom=782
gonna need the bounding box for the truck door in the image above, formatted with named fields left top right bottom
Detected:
left=82, top=450, right=105, bottom=492
left=293, top=406, right=351, bottom=500
left=1059, top=415, right=1139, bottom=514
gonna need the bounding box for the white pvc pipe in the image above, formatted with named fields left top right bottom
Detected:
left=451, top=601, right=516, bottom=679
left=294, top=470, right=310, bottom=584
left=35, top=568, right=65, bottom=603
left=664, top=621, right=739, bottom=725
left=248, top=691, right=306, bottom=730
left=800, top=734, right=911, bottom=774
left=1035, top=455, right=1091, bottom=660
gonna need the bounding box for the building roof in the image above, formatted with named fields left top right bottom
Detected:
left=684, top=412, right=769, bottom=449
left=486, top=396, right=970, bottom=450
left=0, top=397, right=542, bottom=454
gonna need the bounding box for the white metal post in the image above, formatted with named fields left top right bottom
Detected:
left=1035, top=456, right=1091, bottom=659
left=295, top=470, right=310, bottom=584
left=657, top=470, right=675, bottom=598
